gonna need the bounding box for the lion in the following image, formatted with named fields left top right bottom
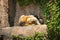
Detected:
left=18, top=15, right=41, bottom=26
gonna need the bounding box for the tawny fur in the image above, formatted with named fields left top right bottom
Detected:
left=18, top=15, right=41, bottom=26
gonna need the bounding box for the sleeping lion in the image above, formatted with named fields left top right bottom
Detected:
left=18, top=15, right=41, bottom=26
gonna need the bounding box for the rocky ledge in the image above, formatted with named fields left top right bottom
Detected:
left=1, top=25, right=47, bottom=37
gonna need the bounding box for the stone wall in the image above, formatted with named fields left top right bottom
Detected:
left=1, top=25, right=47, bottom=40
left=0, top=0, right=9, bottom=28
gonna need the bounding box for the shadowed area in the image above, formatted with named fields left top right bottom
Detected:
left=8, top=0, right=16, bottom=27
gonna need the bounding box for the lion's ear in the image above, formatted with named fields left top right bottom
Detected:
left=20, top=15, right=25, bottom=19
left=18, top=15, right=25, bottom=23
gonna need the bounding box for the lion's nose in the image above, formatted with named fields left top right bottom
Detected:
left=19, top=22, right=25, bottom=26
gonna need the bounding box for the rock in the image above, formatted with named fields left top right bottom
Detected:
left=0, top=0, right=9, bottom=27
left=1, top=25, right=47, bottom=37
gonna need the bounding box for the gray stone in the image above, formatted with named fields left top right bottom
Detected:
left=1, top=25, right=47, bottom=37
left=0, top=0, right=9, bottom=27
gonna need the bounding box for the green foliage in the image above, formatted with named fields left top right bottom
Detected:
left=42, top=0, right=60, bottom=40
left=34, top=32, right=46, bottom=40
left=12, top=32, right=46, bottom=40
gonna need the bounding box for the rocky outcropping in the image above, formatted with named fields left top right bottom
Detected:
left=0, top=0, right=9, bottom=27
left=1, top=25, right=47, bottom=37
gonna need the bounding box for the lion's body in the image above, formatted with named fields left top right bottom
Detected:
left=18, top=15, right=40, bottom=26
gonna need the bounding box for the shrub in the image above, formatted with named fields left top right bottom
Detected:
left=42, top=0, right=60, bottom=40
left=12, top=32, right=46, bottom=40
